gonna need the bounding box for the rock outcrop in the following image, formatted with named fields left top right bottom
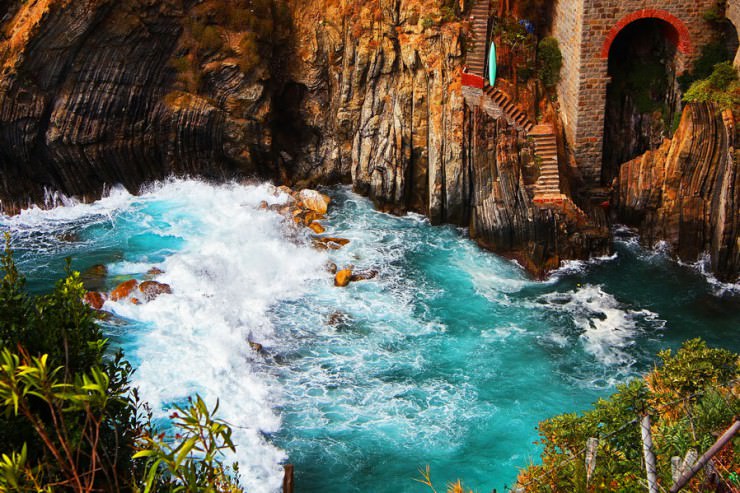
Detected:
left=0, top=0, right=279, bottom=212
left=0, top=0, right=733, bottom=279
left=616, top=103, right=739, bottom=282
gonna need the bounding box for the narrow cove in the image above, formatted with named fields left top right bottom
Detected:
left=2, top=179, right=738, bottom=493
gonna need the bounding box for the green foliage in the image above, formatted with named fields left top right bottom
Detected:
left=537, top=37, right=562, bottom=89
left=134, top=396, right=242, bottom=492
left=517, top=339, right=739, bottom=492
left=708, top=61, right=738, bottom=90
left=683, top=62, right=740, bottom=110
left=0, top=237, right=245, bottom=492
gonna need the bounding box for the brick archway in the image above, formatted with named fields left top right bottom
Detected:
left=600, top=9, right=692, bottom=59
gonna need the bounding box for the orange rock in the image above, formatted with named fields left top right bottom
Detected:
left=308, top=222, right=325, bottom=234
left=130, top=298, right=141, bottom=305
left=303, top=211, right=325, bottom=225
left=315, top=237, right=350, bottom=249
left=139, top=281, right=172, bottom=301
left=147, top=267, right=164, bottom=277
left=110, top=279, right=139, bottom=301
left=83, top=291, right=106, bottom=310
left=334, top=269, right=353, bottom=287
left=299, top=189, right=331, bottom=214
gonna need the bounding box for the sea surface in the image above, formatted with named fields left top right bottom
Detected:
left=2, top=179, right=738, bottom=493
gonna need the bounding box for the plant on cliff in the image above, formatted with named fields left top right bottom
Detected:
left=536, top=37, right=562, bottom=89
left=683, top=61, right=740, bottom=110
left=515, top=339, right=739, bottom=492
left=0, top=237, right=244, bottom=492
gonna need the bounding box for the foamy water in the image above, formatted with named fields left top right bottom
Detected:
left=2, top=179, right=738, bottom=493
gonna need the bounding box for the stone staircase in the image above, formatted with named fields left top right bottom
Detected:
left=465, top=0, right=491, bottom=78
left=483, top=83, right=535, bottom=132
left=530, top=124, right=560, bottom=198
left=460, top=0, right=587, bottom=224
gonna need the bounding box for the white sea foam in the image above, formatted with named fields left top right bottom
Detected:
left=539, top=285, right=662, bottom=371
left=96, top=180, right=331, bottom=492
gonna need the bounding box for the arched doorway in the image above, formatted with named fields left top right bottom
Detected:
left=601, top=15, right=687, bottom=184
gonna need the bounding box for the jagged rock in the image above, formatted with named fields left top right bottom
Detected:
left=139, top=280, right=172, bottom=301
left=110, top=279, right=138, bottom=301
left=326, top=262, right=338, bottom=274
left=334, top=269, right=353, bottom=287
left=616, top=103, right=739, bottom=282
left=249, top=341, right=264, bottom=353
left=146, top=267, right=165, bottom=278
left=83, top=291, right=106, bottom=310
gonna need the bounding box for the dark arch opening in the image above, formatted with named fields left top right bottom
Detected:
left=602, top=18, right=681, bottom=185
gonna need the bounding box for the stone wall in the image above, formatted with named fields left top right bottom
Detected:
left=553, top=0, right=717, bottom=186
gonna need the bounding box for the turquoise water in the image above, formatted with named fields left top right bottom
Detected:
left=2, top=180, right=738, bottom=493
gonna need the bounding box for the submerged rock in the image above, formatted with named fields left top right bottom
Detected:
left=350, top=270, right=378, bottom=282
left=81, top=264, right=108, bottom=291
left=110, top=279, right=139, bottom=301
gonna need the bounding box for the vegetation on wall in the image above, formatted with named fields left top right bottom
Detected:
left=536, top=37, right=562, bottom=89
left=0, top=237, right=244, bottom=491
left=683, top=61, right=740, bottom=110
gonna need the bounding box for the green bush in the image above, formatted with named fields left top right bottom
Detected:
left=0, top=236, right=244, bottom=491
left=708, top=61, right=738, bottom=90
left=684, top=62, right=740, bottom=109
left=516, top=339, right=739, bottom=492
left=537, top=37, right=562, bottom=88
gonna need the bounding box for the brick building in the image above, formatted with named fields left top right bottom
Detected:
left=551, top=0, right=720, bottom=186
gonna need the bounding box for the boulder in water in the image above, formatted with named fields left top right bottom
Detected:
left=334, top=269, right=353, bottom=287
left=145, top=267, right=165, bottom=281
left=83, top=291, right=106, bottom=310
left=350, top=270, right=378, bottom=282
left=110, top=279, right=138, bottom=301
left=139, top=281, right=172, bottom=301
left=326, top=262, right=338, bottom=274
left=249, top=341, right=264, bottom=353
left=309, top=222, right=326, bottom=234
left=299, top=189, right=331, bottom=214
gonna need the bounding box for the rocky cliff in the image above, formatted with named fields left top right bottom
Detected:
left=0, top=0, right=733, bottom=280
left=616, top=102, right=739, bottom=282
left=0, top=0, right=280, bottom=211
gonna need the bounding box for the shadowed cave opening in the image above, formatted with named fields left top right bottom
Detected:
left=602, top=18, right=680, bottom=185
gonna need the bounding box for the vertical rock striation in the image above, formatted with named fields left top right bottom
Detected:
left=617, top=102, right=739, bottom=282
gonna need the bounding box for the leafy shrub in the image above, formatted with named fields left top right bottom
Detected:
left=537, top=37, right=562, bottom=88
left=678, top=42, right=731, bottom=90
left=684, top=62, right=740, bottom=109
left=0, top=237, right=245, bottom=491
left=516, top=339, right=739, bottom=492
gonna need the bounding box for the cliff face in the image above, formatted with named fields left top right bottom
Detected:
left=280, top=0, right=467, bottom=225
left=0, top=0, right=611, bottom=276
left=0, top=0, right=278, bottom=211
left=464, top=104, right=610, bottom=276
left=616, top=102, right=739, bottom=282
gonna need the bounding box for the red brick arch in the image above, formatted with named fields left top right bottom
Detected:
left=600, top=9, right=693, bottom=59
